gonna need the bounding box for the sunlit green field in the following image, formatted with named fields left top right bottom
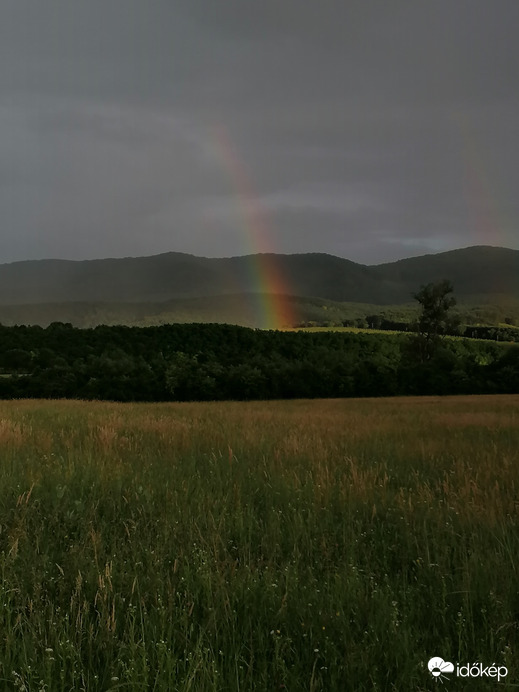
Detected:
left=282, top=326, right=403, bottom=334
left=286, top=325, right=514, bottom=344
left=0, top=396, right=518, bottom=691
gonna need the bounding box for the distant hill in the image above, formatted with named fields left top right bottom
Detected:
left=371, top=246, right=519, bottom=299
left=0, top=245, right=518, bottom=327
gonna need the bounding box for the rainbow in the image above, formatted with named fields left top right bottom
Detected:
left=209, top=125, right=297, bottom=330
left=455, top=111, right=512, bottom=248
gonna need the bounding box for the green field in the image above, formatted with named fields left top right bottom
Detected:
left=283, top=326, right=405, bottom=334
left=286, top=325, right=516, bottom=344
left=0, top=396, right=518, bottom=690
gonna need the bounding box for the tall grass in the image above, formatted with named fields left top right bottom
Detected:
left=0, top=396, right=517, bottom=690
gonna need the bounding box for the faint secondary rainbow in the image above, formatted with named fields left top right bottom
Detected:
left=209, top=124, right=297, bottom=330
left=454, top=111, right=513, bottom=248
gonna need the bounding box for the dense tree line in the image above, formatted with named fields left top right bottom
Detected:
left=0, top=322, right=518, bottom=401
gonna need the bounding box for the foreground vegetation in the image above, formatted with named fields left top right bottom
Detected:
left=0, top=396, right=517, bottom=690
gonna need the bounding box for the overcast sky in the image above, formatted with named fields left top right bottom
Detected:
left=1, top=0, right=518, bottom=265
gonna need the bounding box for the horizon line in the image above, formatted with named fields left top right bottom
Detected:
left=0, top=244, right=516, bottom=268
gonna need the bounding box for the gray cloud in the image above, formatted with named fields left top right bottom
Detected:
left=0, top=0, right=518, bottom=265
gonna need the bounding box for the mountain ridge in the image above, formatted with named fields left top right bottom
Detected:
left=2, top=244, right=509, bottom=267
left=0, top=245, right=518, bottom=327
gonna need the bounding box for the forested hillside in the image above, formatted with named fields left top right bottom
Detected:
left=0, top=245, right=518, bottom=308
left=1, top=246, right=518, bottom=328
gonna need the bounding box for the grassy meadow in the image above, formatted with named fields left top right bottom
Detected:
left=0, top=395, right=518, bottom=690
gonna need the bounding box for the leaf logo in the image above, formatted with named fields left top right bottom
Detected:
left=428, top=657, right=454, bottom=682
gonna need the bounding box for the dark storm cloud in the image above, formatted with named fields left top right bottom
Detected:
left=0, top=0, right=518, bottom=265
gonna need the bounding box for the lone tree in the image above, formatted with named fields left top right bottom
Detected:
left=411, top=279, right=459, bottom=361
